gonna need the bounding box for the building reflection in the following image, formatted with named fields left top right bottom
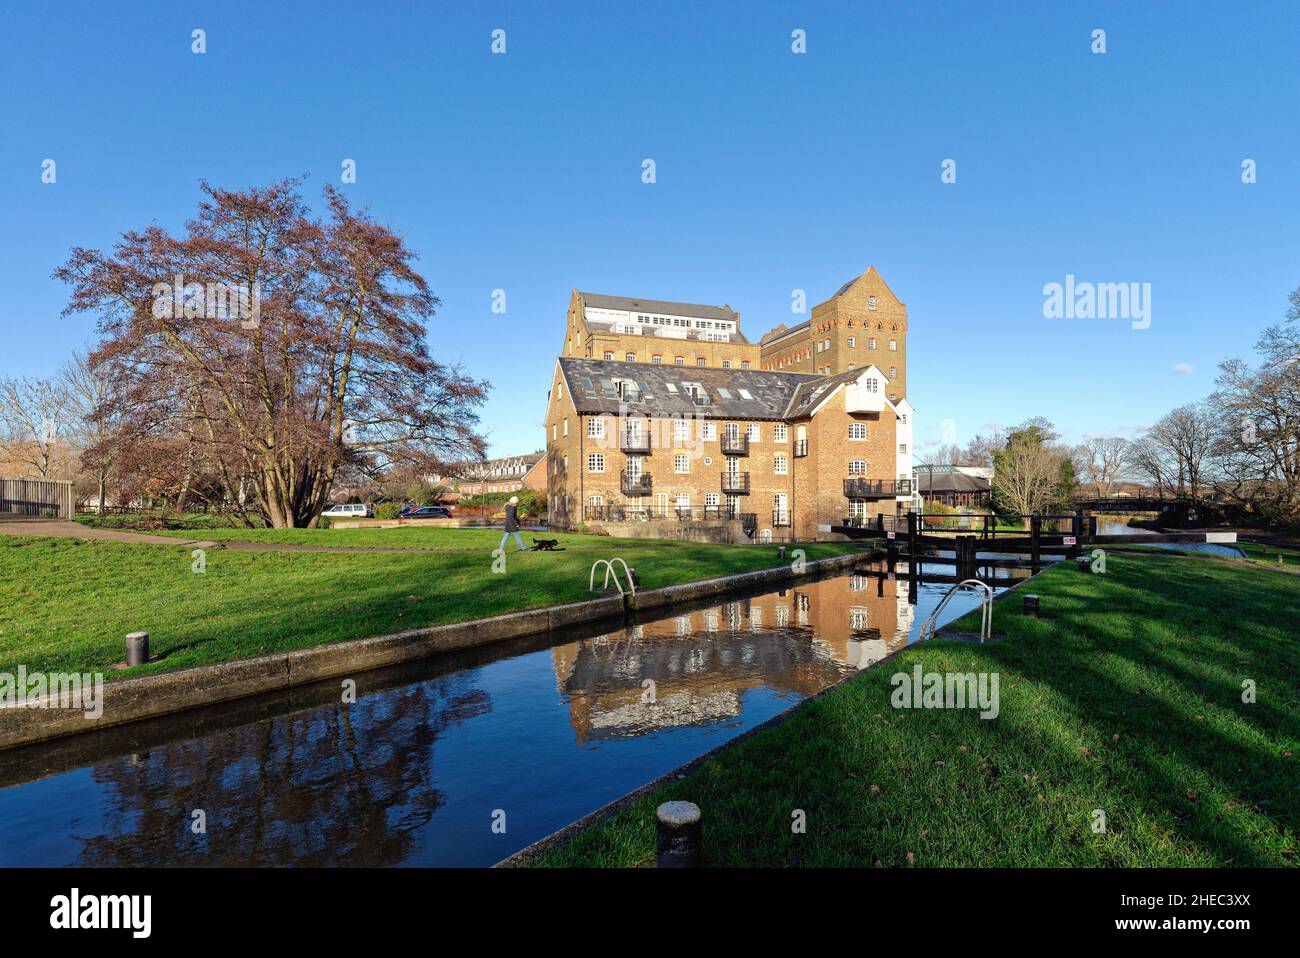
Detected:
left=551, top=563, right=914, bottom=743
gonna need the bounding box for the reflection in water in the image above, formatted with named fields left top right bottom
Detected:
left=0, top=566, right=1001, bottom=868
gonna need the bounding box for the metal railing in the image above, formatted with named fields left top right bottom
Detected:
left=620, top=432, right=651, bottom=453
left=793, top=439, right=808, bottom=458
left=721, top=472, right=751, bottom=494
left=772, top=510, right=791, bottom=528
left=721, top=434, right=750, bottom=455
left=844, top=478, right=911, bottom=498
left=620, top=470, right=653, bottom=495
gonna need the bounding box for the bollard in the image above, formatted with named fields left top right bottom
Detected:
left=1023, top=595, right=1040, bottom=619
left=125, top=631, right=150, bottom=666
left=656, top=800, right=702, bottom=868
left=778, top=545, right=786, bottom=561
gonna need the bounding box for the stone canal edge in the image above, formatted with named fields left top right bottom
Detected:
left=0, top=551, right=876, bottom=752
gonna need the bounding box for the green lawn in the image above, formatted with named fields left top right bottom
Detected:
left=534, top=552, right=1298, bottom=867
left=0, top=532, right=861, bottom=678
left=1239, top=540, right=1300, bottom=570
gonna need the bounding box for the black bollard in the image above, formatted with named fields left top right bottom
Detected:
left=656, top=801, right=702, bottom=867
left=125, top=631, right=149, bottom=666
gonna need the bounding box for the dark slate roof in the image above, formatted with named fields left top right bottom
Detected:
left=783, top=365, right=879, bottom=418
left=579, top=292, right=738, bottom=323
left=559, top=358, right=820, bottom=420
left=759, top=319, right=809, bottom=346
left=914, top=471, right=990, bottom=493
left=450, top=452, right=544, bottom=482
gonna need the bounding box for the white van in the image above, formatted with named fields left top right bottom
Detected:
left=322, top=503, right=373, bottom=519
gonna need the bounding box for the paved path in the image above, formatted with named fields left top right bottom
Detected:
left=0, top=519, right=454, bottom=554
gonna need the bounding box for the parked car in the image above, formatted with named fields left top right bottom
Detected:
left=399, top=505, right=452, bottom=519
left=322, top=503, right=374, bottom=519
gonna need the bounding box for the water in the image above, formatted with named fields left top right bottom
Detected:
left=1094, top=519, right=1245, bottom=558
left=0, top=565, right=1016, bottom=867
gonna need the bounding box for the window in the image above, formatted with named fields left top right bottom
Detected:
left=849, top=423, right=867, bottom=440
left=891, top=323, right=898, bottom=331
left=774, top=454, right=788, bottom=475
left=899, top=413, right=908, bottom=424
left=848, top=459, right=867, bottom=475
left=865, top=377, right=878, bottom=392
left=673, top=419, right=691, bottom=441
left=889, top=340, right=897, bottom=351
left=675, top=493, right=690, bottom=511
left=868, top=337, right=877, bottom=349
left=588, top=453, right=605, bottom=473
left=847, top=336, right=856, bottom=348
left=551, top=423, right=557, bottom=440
left=868, top=296, right=877, bottom=310
left=774, top=423, right=787, bottom=442
left=674, top=454, right=690, bottom=474
left=587, top=417, right=605, bottom=438
left=603, top=351, right=613, bottom=360
left=899, top=443, right=908, bottom=454
left=652, top=354, right=662, bottom=363
left=702, top=422, right=717, bottom=441
left=675, top=356, right=685, bottom=365
left=816, top=341, right=823, bottom=353
left=722, top=360, right=732, bottom=368
left=889, top=366, right=897, bottom=378
left=563, top=418, right=569, bottom=436
left=704, top=492, right=720, bottom=507
left=696, top=358, right=706, bottom=367
left=625, top=352, right=636, bottom=362
left=748, top=424, right=760, bottom=441
left=848, top=363, right=856, bottom=370
left=741, top=361, right=750, bottom=369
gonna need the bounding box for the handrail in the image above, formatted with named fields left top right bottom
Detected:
left=919, top=578, right=993, bottom=643
left=589, top=557, right=637, bottom=596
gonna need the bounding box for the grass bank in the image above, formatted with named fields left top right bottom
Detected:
left=533, top=552, right=1298, bottom=867
left=0, top=532, right=860, bottom=678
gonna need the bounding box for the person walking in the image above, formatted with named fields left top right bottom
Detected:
left=499, top=496, right=528, bottom=552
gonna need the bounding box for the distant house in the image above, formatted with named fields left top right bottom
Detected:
left=913, top=465, right=992, bottom=509
left=444, top=452, right=546, bottom=497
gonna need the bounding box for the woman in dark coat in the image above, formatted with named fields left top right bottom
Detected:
left=499, top=496, right=527, bottom=552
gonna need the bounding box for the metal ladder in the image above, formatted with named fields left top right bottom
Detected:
left=919, top=578, right=993, bottom=643
left=590, top=557, right=637, bottom=596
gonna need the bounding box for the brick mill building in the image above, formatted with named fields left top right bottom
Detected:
left=544, top=267, right=914, bottom=542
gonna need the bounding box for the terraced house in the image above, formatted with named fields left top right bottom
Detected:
left=544, top=270, right=915, bottom=542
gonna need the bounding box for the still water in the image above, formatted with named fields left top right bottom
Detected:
left=0, top=564, right=1018, bottom=867
left=1094, top=519, right=1246, bottom=557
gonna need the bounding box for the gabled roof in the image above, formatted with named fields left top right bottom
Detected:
left=578, top=291, right=738, bottom=323
left=557, top=358, right=820, bottom=420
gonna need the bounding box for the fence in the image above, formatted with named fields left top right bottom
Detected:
left=0, top=477, right=75, bottom=520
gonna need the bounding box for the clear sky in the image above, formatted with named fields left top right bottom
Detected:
left=2, top=1, right=1298, bottom=458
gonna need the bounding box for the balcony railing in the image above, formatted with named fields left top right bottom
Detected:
left=721, top=434, right=750, bottom=456
left=721, top=472, right=751, bottom=495
left=793, top=439, right=808, bottom=458
left=772, top=510, right=791, bottom=528
left=620, top=432, right=651, bottom=453
left=621, top=470, right=653, bottom=495
left=843, top=478, right=912, bottom=498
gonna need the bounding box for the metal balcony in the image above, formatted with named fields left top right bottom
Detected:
left=720, top=472, right=750, bottom=495
left=793, top=439, right=808, bottom=458
left=619, top=432, right=651, bottom=454
left=772, top=510, right=792, bottom=528
left=720, top=434, right=750, bottom=456
left=621, top=471, right=653, bottom=495
left=843, top=478, right=912, bottom=499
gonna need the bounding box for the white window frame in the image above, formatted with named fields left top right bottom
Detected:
left=587, top=453, right=605, bottom=473
left=848, top=459, right=868, bottom=475
left=774, top=454, right=788, bottom=475
left=674, top=453, right=690, bottom=474
left=587, top=417, right=605, bottom=438
left=849, top=422, right=867, bottom=441
left=774, top=423, right=788, bottom=442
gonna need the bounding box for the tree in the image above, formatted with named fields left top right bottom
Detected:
left=0, top=375, right=71, bottom=478
left=1078, top=435, right=1130, bottom=498
left=1141, top=403, right=1215, bottom=502
left=991, top=421, right=1068, bottom=521
left=56, top=179, right=488, bottom=527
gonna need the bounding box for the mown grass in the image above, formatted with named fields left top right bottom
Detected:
left=0, top=532, right=861, bottom=678
left=534, top=553, right=1298, bottom=867
left=1239, top=540, right=1300, bottom=569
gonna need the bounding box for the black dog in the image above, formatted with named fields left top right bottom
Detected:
left=532, top=537, right=564, bottom=552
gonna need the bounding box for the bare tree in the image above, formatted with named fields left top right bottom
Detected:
left=58, top=349, right=120, bottom=513
left=57, top=179, right=488, bottom=527
left=992, top=425, right=1066, bottom=521
left=1144, top=404, right=1215, bottom=501
left=1078, top=435, right=1130, bottom=498
left=0, top=375, right=71, bottom=478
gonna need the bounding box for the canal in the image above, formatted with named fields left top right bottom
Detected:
left=0, top=563, right=1023, bottom=867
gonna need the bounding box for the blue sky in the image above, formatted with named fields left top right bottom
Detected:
left=2, top=1, right=1298, bottom=458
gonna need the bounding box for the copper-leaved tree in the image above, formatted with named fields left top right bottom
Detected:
left=56, top=178, right=487, bottom=527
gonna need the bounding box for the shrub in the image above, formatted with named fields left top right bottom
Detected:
left=374, top=503, right=403, bottom=520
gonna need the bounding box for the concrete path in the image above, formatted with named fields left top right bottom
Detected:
left=0, top=519, right=453, bottom=554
